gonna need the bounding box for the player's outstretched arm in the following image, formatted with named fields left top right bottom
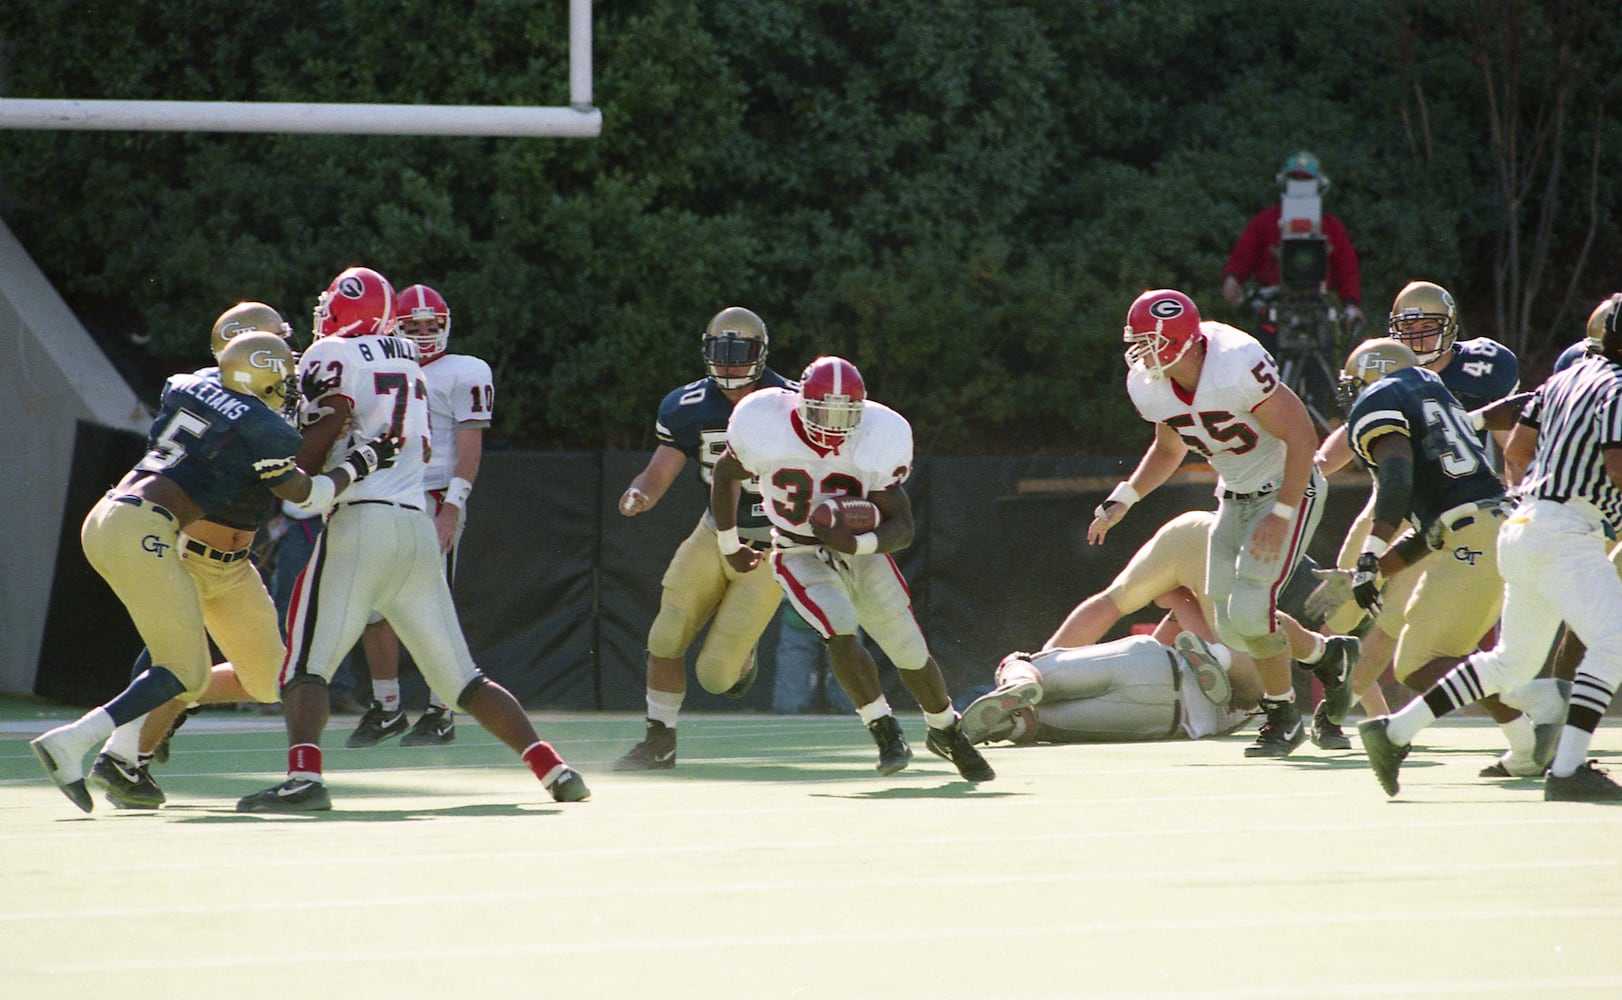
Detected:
left=619, top=444, right=686, bottom=517
left=1088, top=423, right=1187, bottom=545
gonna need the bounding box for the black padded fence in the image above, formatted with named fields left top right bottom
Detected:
left=38, top=442, right=1372, bottom=709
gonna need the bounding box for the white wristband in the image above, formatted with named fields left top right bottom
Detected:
left=1361, top=535, right=1390, bottom=559
left=1106, top=482, right=1140, bottom=508
left=1271, top=502, right=1296, bottom=520
left=716, top=526, right=743, bottom=555
left=445, top=476, right=473, bottom=509
left=1468, top=408, right=1487, bottom=432
left=853, top=532, right=879, bottom=556
left=294, top=474, right=336, bottom=513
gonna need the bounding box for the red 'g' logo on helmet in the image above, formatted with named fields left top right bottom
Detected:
left=337, top=275, right=368, bottom=299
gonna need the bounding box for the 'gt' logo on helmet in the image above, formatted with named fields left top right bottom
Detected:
left=1359, top=356, right=1402, bottom=377
left=337, top=275, right=367, bottom=299
left=1149, top=298, right=1184, bottom=319
left=248, top=348, right=288, bottom=374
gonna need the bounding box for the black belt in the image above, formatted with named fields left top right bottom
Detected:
left=1221, top=488, right=1274, bottom=501
left=108, top=492, right=175, bottom=522
left=1165, top=648, right=1183, bottom=739
left=183, top=538, right=251, bottom=563
left=339, top=499, right=422, bottom=512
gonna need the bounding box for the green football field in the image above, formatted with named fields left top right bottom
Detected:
left=3, top=703, right=1619, bottom=1000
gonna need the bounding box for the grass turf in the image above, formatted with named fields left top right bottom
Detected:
left=2, top=704, right=1620, bottom=999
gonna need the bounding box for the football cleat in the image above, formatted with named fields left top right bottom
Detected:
left=866, top=715, right=912, bottom=776
left=547, top=768, right=591, bottom=803
left=925, top=722, right=996, bottom=782
left=1311, top=635, right=1360, bottom=725
left=1244, top=697, right=1307, bottom=758
left=88, top=753, right=166, bottom=809
left=236, top=778, right=333, bottom=813
left=400, top=706, right=455, bottom=747
left=151, top=706, right=199, bottom=767
left=1545, top=760, right=1622, bottom=802
left=30, top=724, right=98, bottom=813
left=346, top=702, right=408, bottom=748
left=958, top=677, right=1043, bottom=745
left=1310, top=700, right=1351, bottom=751
left=612, top=719, right=677, bottom=771
left=1358, top=716, right=1410, bottom=797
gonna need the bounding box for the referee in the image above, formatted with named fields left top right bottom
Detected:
left=1359, top=294, right=1622, bottom=801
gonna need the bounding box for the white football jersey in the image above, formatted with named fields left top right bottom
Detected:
left=726, top=387, right=912, bottom=535
left=420, top=352, right=494, bottom=490
left=297, top=333, right=430, bottom=506
left=1127, top=321, right=1287, bottom=494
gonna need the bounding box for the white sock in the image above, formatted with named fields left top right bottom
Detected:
left=1551, top=726, right=1595, bottom=778
left=856, top=698, right=892, bottom=726
left=103, top=717, right=144, bottom=762
left=1498, top=714, right=1535, bottom=760
left=1386, top=699, right=1437, bottom=747
left=647, top=688, right=684, bottom=728
left=924, top=707, right=958, bottom=731
left=1299, top=634, right=1328, bottom=664
left=373, top=679, right=402, bottom=711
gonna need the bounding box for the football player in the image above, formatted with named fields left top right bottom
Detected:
left=1308, top=339, right=1556, bottom=777
left=710, top=355, right=994, bottom=782
left=348, top=284, right=493, bottom=749
left=959, top=633, right=1261, bottom=746
left=1043, top=508, right=1359, bottom=740
left=31, top=332, right=395, bottom=813
left=612, top=307, right=794, bottom=770
left=1310, top=281, right=1522, bottom=739
left=1091, top=289, right=1328, bottom=758
left=85, top=303, right=309, bottom=809
left=235, top=267, right=587, bottom=812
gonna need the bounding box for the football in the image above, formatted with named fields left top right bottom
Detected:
left=809, top=497, right=881, bottom=533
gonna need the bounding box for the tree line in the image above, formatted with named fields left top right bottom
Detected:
left=1, top=0, right=1616, bottom=452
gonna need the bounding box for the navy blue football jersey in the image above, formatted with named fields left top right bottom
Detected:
left=1346, top=366, right=1505, bottom=532
left=654, top=369, right=794, bottom=530
left=134, top=370, right=304, bottom=517
left=1439, top=337, right=1519, bottom=410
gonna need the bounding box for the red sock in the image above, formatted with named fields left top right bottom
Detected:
left=521, top=741, right=564, bottom=782
left=289, top=743, right=323, bottom=777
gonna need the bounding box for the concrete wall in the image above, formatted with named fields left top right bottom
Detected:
left=0, top=220, right=151, bottom=694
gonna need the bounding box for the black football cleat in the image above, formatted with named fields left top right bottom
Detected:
left=1245, top=698, right=1307, bottom=758
left=88, top=753, right=166, bottom=809
left=867, top=715, right=912, bottom=776
left=612, top=719, right=677, bottom=771
left=236, top=778, right=333, bottom=813
left=400, top=706, right=455, bottom=747
left=346, top=702, right=408, bottom=748
left=925, top=722, right=996, bottom=782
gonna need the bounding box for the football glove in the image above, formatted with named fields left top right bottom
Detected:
left=1305, top=552, right=1384, bottom=620
left=342, top=433, right=400, bottom=483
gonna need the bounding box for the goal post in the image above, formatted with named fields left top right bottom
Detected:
left=0, top=0, right=599, bottom=138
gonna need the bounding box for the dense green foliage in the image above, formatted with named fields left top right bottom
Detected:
left=1, top=0, right=1617, bottom=452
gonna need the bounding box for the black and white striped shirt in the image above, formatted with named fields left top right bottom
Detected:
left=1519, top=353, right=1622, bottom=531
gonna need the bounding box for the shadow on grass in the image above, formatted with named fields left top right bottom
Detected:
left=168, top=801, right=568, bottom=824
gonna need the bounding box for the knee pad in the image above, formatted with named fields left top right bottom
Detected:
left=646, top=604, right=693, bottom=661
left=455, top=673, right=491, bottom=711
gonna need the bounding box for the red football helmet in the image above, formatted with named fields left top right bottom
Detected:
left=1123, top=288, right=1203, bottom=379
left=312, top=266, right=395, bottom=339
left=394, top=284, right=451, bottom=361
left=798, top=356, right=866, bottom=449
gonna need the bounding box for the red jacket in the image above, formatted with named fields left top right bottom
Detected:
left=1223, top=204, right=1361, bottom=306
